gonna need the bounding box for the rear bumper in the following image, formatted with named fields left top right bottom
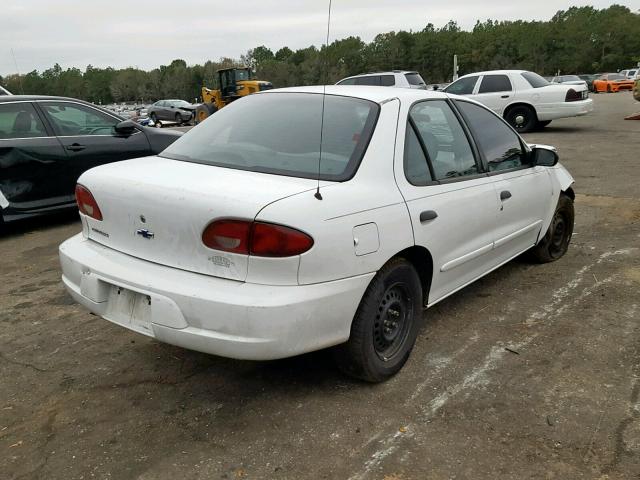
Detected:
left=59, top=234, right=372, bottom=360
left=536, top=99, right=594, bottom=121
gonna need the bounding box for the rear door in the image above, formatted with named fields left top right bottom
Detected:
left=395, top=98, right=499, bottom=304
left=37, top=100, right=151, bottom=195
left=474, top=74, right=514, bottom=115
left=0, top=101, right=71, bottom=212
left=454, top=100, right=552, bottom=262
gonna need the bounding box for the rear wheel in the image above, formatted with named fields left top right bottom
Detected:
left=530, top=194, right=574, bottom=263
left=195, top=104, right=217, bottom=125
left=505, top=105, right=537, bottom=133
left=175, top=113, right=182, bottom=125
left=334, top=258, right=422, bottom=382
left=537, top=120, right=552, bottom=129
left=607, top=84, right=612, bottom=93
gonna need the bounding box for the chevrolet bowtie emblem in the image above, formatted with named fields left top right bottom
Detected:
left=136, top=228, right=155, bottom=239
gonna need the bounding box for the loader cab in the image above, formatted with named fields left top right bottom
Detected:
left=218, top=68, right=252, bottom=100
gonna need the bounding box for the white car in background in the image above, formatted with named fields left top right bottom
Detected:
left=550, top=75, right=588, bottom=89
left=619, top=68, right=638, bottom=79
left=445, top=70, right=593, bottom=132
left=336, top=71, right=427, bottom=89
left=60, top=86, right=575, bottom=382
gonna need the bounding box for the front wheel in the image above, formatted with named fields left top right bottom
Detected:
left=530, top=194, right=574, bottom=263
left=334, top=258, right=422, bottom=382
left=537, top=120, right=552, bottom=129
left=175, top=113, right=182, bottom=125
left=505, top=105, right=537, bottom=133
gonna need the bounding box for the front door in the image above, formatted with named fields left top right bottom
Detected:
left=395, top=98, right=500, bottom=305
left=454, top=100, right=552, bottom=262
left=37, top=101, right=151, bottom=196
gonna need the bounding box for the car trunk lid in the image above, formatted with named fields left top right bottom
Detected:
left=79, top=156, right=317, bottom=282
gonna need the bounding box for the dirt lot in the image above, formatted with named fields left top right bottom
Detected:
left=1, top=93, right=639, bottom=480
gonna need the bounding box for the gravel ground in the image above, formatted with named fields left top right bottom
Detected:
left=1, top=92, right=639, bottom=480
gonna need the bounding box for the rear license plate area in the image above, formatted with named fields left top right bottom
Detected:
left=105, top=285, right=153, bottom=335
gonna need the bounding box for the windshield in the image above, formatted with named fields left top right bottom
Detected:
left=563, top=75, right=581, bottom=81
left=160, top=92, right=380, bottom=181
left=235, top=70, right=250, bottom=81
left=171, top=100, right=191, bottom=107
left=608, top=74, right=625, bottom=80
left=521, top=72, right=550, bottom=88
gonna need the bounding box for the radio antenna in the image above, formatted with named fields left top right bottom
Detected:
left=10, top=48, right=25, bottom=94
left=315, top=0, right=333, bottom=201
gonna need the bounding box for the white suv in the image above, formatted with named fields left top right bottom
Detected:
left=336, top=71, right=427, bottom=89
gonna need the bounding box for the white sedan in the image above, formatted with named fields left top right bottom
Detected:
left=60, top=86, right=575, bottom=382
left=445, top=70, right=593, bottom=132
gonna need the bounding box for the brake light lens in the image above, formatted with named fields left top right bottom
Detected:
left=565, top=88, right=582, bottom=102
left=75, top=184, right=103, bottom=221
left=202, top=220, right=314, bottom=257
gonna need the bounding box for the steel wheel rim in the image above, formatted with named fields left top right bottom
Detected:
left=373, top=283, right=412, bottom=361
left=549, top=211, right=568, bottom=258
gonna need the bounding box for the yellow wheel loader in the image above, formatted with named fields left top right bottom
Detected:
left=194, top=68, right=273, bottom=124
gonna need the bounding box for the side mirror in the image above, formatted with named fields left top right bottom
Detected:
left=530, top=145, right=559, bottom=167
left=114, top=120, right=139, bottom=136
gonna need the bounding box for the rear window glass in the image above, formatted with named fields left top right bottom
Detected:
left=380, top=75, right=395, bottom=86
left=521, top=72, right=550, bottom=88
left=478, top=74, right=512, bottom=93
left=160, top=93, right=379, bottom=181
left=405, top=73, right=425, bottom=86
left=354, top=76, right=381, bottom=86
left=0, top=102, right=47, bottom=139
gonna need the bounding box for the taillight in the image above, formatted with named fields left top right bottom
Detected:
left=565, top=89, right=582, bottom=102
left=201, top=219, right=251, bottom=254
left=202, top=220, right=314, bottom=257
left=75, top=184, right=103, bottom=221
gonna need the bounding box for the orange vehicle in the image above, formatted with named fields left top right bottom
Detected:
left=592, top=73, right=635, bottom=93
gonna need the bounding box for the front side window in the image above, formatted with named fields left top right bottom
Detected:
left=337, top=78, right=357, bottom=85
left=161, top=93, right=379, bottom=181
left=407, top=100, right=478, bottom=181
left=0, top=103, right=47, bottom=139
left=444, top=76, right=479, bottom=95
left=40, top=102, right=118, bottom=136
left=478, top=74, right=512, bottom=93
left=456, top=101, right=526, bottom=172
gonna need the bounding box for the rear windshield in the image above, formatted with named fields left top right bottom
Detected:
left=405, top=73, right=425, bottom=86
left=521, top=72, right=550, bottom=88
left=160, top=92, right=379, bottom=181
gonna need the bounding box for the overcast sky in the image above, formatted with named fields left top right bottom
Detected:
left=1, top=0, right=638, bottom=76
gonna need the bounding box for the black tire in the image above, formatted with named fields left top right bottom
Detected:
left=530, top=194, right=574, bottom=263
left=334, top=258, right=422, bottom=382
left=150, top=113, right=161, bottom=128
left=537, top=120, right=552, bottom=129
left=505, top=105, right=538, bottom=133
left=607, top=84, right=612, bottom=93
left=175, top=113, right=182, bottom=125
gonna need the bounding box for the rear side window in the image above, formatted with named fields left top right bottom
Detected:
left=404, top=124, right=431, bottom=185
left=380, top=75, right=395, bottom=86
left=405, top=73, right=425, bottom=86
left=445, top=76, right=478, bottom=95
left=478, top=75, right=512, bottom=93
left=161, top=93, right=380, bottom=181
left=407, top=100, right=478, bottom=181
left=0, top=103, right=47, bottom=139
left=455, top=101, right=526, bottom=172
left=521, top=72, right=549, bottom=88
left=354, top=76, right=381, bottom=86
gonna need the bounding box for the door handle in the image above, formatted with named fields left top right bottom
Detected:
left=501, top=95, right=510, bottom=98
left=500, top=190, right=512, bottom=201
left=66, top=143, right=86, bottom=152
left=420, top=210, right=438, bottom=222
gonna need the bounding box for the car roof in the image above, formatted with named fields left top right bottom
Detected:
left=262, top=85, right=449, bottom=104
left=458, top=70, right=528, bottom=78
left=0, top=95, right=96, bottom=104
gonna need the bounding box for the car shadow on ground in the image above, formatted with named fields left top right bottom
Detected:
left=1, top=210, right=80, bottom=238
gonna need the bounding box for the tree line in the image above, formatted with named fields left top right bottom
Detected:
left=1, top=5, right=638, bottom=104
